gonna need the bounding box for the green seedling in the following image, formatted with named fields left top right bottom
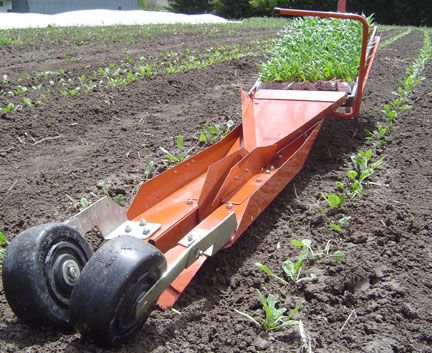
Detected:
left=0, top=231, right=9, bottom=260
left=257, top=239, right=345, bottom=284
left=97, top=181, right=124, bottom=205
left=282, top=239, right=316, bottom=283
left=160, top=135, right=195, bottom=169
left=1, top=103, right=14, bottom=113
left=347, top=149, right=385, bottom=199
left=114, top=194, right=125, bottom=204
left=59, top=87, right=80, bottom=97
left=364, top=122, right=387, bottom=146
left=199, top=120, right=234, bottom=144
left=144, top=161, right=154, bottom=180
left=80, top=197, right=89, bottom=211
left=315, top=192, right=349, bottom=233
left=321, top=192, right=344, bottom=209
left=3, top=74, right=8, bottom=84
left=84, top=80, right=96, bottom=92
left=16, top=85, right=27, bottom=94
left=234, top=289, right=302, bottom=331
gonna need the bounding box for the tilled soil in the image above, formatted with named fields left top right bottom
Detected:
left=0, top=24, right=431, bottom=353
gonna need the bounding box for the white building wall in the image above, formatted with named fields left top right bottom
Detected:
left=0, top=0, right=13, bottom=12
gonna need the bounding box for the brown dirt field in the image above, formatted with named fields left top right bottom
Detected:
left=0, top=23, right=431, bottom=353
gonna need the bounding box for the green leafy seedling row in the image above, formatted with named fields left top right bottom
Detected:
left=259, top=16, right=374, bottom=82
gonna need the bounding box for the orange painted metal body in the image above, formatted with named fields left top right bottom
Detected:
left=125, top=8, right=379, bottom=309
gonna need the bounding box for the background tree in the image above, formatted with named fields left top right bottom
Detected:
left=249, top=0, right=337, bottom=16
left=213, top=0, right=254, bottom=19
left=167, top=0, right=213, bottom=14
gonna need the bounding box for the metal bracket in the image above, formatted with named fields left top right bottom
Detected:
left=65, top=196, right=127, bottom=239
left=135, top=212, right=237, bottom=319
left=178, top=229, right=214, bottom=256
left=105, top=219, right=161, bottom=240
left=65, top=196, right=161, bottom=240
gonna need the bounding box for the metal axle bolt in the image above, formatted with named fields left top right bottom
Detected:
left=62, top=260, right=80, bottom=286
left=187, top=198, right=193, bottom=205
left=256, top=178, right=262, bottom=182
left=187, top=234, right=194, bottom=242
left=125, top=225, right=132, bottom=233
left=142, top=227, right=150, bottom=235
left=265, top=169, right=271, bottom=174
left=226, top=202, right=233, bottom=209
left=68, top=265, right=78, bottom=280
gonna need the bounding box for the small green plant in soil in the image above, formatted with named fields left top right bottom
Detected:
left=347, top=149, right=385, bottom=198
left=160, top=135, right=195, bottom=169
left=97, top=181, right=125, bottom=204
left=0, top=231, right=9, bottom=261
left=1, top=103, right=14, bottom=113
left=314, top=192, right=350, bottom=233
left=199, top=120, right=234, bottom=144
left=234, top=289, right=302, bottom=331
left=144, top=160, right=154, bottom=180
left=257, top=239, right=345, bottom=284
left=80, top=197, right=89, bottom=211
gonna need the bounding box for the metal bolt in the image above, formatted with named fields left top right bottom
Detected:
left=142, top=227, right=150, bottom=235
left=195, top=249, right=204, bottom=257
left=256, top=178, right=262, bottom=182
left=125, top=225, right=132, bottom=233
left=187, top=234, right=194, bottom=242
left=68, top=265, right=78, bottom=280
left=187, top=198, right=193, bottom=205
left=270, top=165, right=275, bottom=170
left=226, top=202, right=233, bottom=209
left=265, top=169, right=271, bottom=174
left=303, top=133, right=308, bottom=139
left=62, top=260, right=80, bottom=286
left=139, top=218, right=147, bottom=227
left=278, top=154, right=283, bottom=159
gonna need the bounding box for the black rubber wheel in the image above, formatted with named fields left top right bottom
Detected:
left=70, top=235, right=167, bottom=348
left=2, top=223, right=92, bottom=328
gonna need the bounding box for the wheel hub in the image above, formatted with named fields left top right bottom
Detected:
left=62, top=259, right=80, bottom=286
left=45, top=241, right=89, bottom=306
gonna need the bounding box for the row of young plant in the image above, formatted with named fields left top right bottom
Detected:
left=232, top=29, right=432, bottom=338
left=325, top=29, right=430, bottom=210
left=0, top=38, right=274, bottom=114
left=0, top=24, right=413, bottom=115
left=0, top=18, right=287, bottom=48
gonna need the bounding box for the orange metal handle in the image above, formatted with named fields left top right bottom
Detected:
left=273, top=7, right=371, bottom=119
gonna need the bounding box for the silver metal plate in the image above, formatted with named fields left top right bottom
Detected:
left=65, top=196, right=127, bottom=239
